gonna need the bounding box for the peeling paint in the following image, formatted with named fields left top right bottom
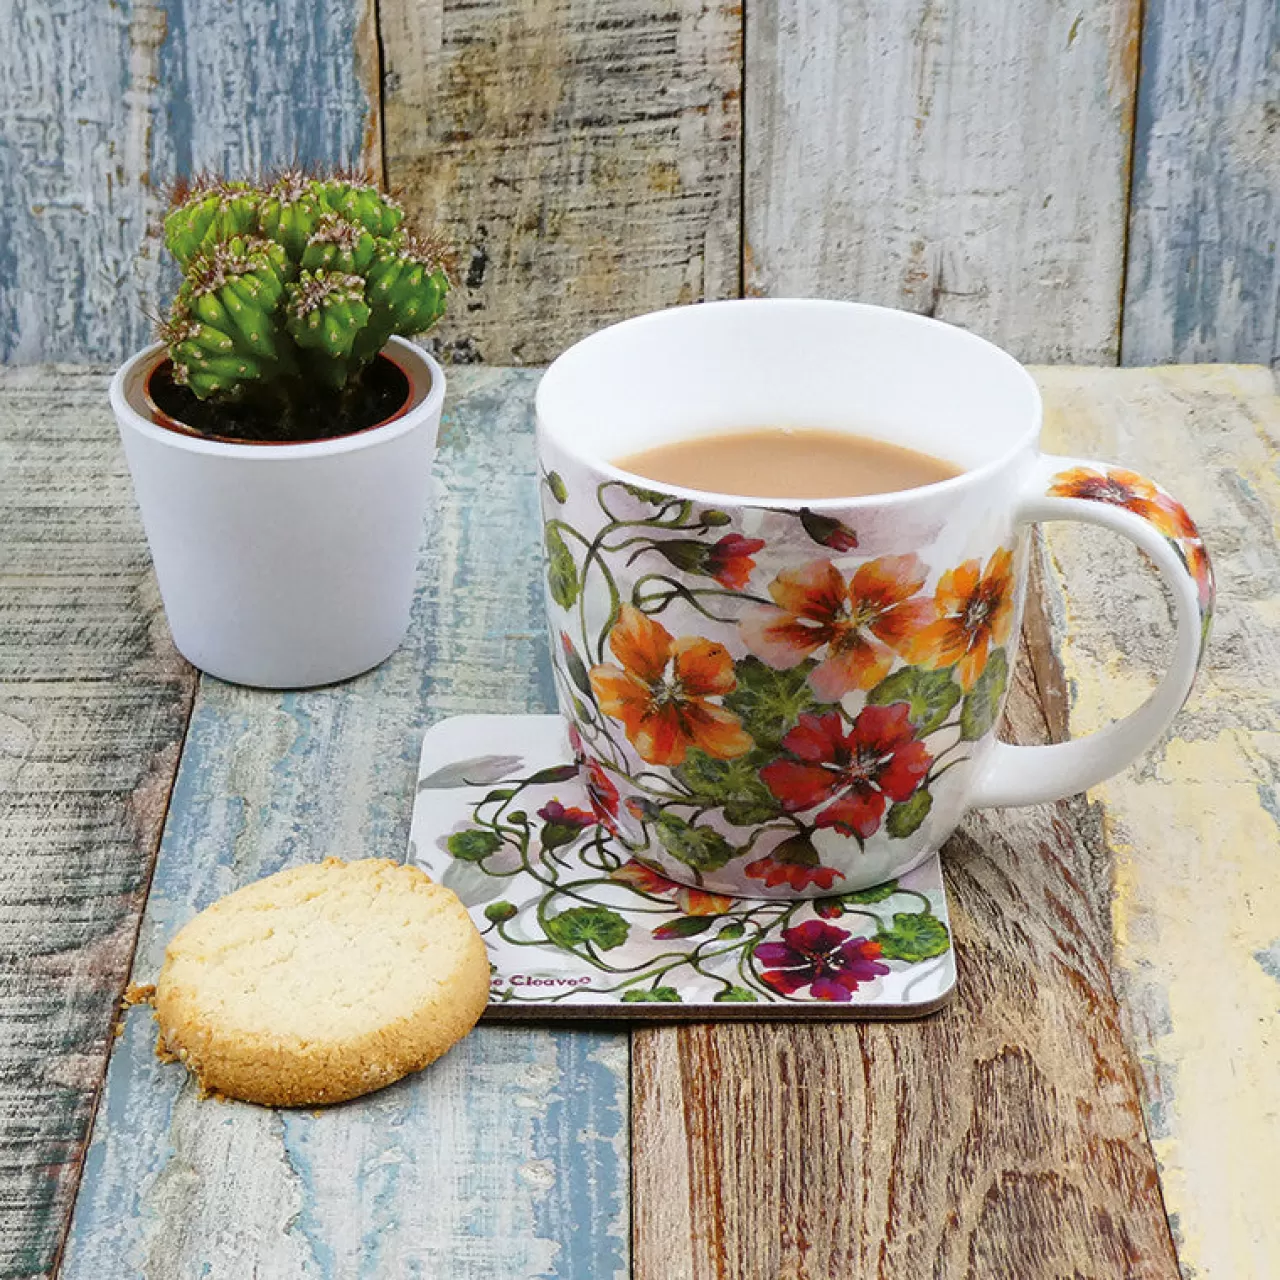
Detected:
left=1040, top=364, right=1280, bottom=1279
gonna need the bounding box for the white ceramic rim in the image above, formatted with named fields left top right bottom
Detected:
left=109, top=335, right=446, bottom=460
left=536, top=298, right=1043, bottom=510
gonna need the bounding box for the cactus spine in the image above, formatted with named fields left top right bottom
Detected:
left=158, top=172, right=449, bottom=434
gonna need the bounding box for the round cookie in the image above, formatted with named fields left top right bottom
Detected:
left=154, top=858, right=489, bottom=1106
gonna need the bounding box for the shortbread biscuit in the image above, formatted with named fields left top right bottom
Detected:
left=154, top=858, right=489, bottom=1106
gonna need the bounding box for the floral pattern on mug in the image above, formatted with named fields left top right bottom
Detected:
left=905, top=548, right=1015, bottom=690
left=588, top=605, right=753, bottom=766
left=740, top=554, right=936, bottom=699
left=760, top=707, right=931, bottom=840
left=1049, top=465, right=1214, bottom=647
left=540, top=473, right=1020, bottom=895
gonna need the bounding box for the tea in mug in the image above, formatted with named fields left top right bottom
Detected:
left=614, top=427, right=962, bottom=500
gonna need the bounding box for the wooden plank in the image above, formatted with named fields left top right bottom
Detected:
left=0, top=366, right=197, bottom=1280
left=60, top=369, right=629, bottom=1280
left=633, top=630, right=1178, bottom=1278
left=1121, top=2, right=1280, bottom=365
left=380, top=0, right=742, bottom=365
left=1034, top=364, right=1280, bottom=1279
left=0, top=0, right=379, bottom=366
left=744, top=0, right=1141, bottom=363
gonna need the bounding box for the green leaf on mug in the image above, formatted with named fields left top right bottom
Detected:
left=621, top=985, right=682, bottom=1003
left=540, top=820, right=586, bottom=852
left=653, top=915, right=716, bottom=940
left=673, top=749, right=782, bottom=826
left=876, top=911, right=950, bottom=962
left=446, top=828, right=505, bottom=862
left=526, top=764, right=580, bottom=785
left=623, top=483, right=670, bottom=506
left=713, top=985, right=759, bottom=1003
left=768, top=833, right=822, bottom=868
left=723, top=657, right=819, bottom=752
left=717, top=921, right=746, bottom=939
left=838, top=879, right=900, bottom=905
left=546, top=470, right=568, bottom=503
left=867, top=665, right=961, bottom=737
left=560, top=638, right=594, bottom=697
left=544, top=905, right=630, bottom=952
left=885, top=788, right=933, bottom=838
left=655, top=812, right=737, bottom=872
left=545, top=526, right=579, bottom=608
left=959, top=647, right=1010, bottom=741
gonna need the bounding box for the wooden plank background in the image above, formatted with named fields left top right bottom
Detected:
left=0, top=368, right=198, bottom=1279
left=1121, top=0, right=1280, bottom=365
left=744, top=0, right=1141, bottom=363
left=380, top=0, right=742, bottom=364
left=1035, top=365, right=1280, bottom=1280
left=2, top=0, right=1275, bottom=367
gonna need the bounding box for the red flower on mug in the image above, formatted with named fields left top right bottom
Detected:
left=744, top=854, right=842, bottom=893
left=610, top=858, right=734, bottom=917
left=740, top=555, right=937, bottom=700
left=760, top=706, right=931, bottom=840
left=705, top=534, right=767, bottom=590
left=754, top=920, right=889, bottom=1001
left=589, top=605, right=753, bottom=766
left=905, top=547, right=1015, bottom=690
left=584, top=760, right=621, bottom=831
left=745, top=832, right=843, bottom=892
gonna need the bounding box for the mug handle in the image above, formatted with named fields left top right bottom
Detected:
left=970, top=456, right=1214, bottom=809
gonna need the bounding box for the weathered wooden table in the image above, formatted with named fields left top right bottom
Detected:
left=1, top=363, right=1276, bottom=1279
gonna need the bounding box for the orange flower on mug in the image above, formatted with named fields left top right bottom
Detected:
left=906, top=547, right=1015, bottom=690
left=1049, top=466, right=1195, bottom=543
left=739, top=555, right=937, bottom=701
left=589, top=605, right=753, bottom=766
left=610, top=858, right=734, bottom=918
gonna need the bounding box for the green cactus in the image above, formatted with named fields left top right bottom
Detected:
left=157, top=169, right=450, bottom=439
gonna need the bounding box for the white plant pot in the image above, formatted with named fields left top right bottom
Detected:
left=110, top=336, right=445, bottom=688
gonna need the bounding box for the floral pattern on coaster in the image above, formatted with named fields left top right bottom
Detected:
left=408, top=714, right=957, bottom=1018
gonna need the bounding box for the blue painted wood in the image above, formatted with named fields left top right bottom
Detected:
left=1122, top=0, right=1280, bottom=364
left=0, top=0, right=377, bottom=365
left=58, top=368, right=629, bottom=1279
left=0, top=368, right=199, bottom=1280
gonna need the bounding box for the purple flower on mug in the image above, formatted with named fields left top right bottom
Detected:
left=754, top=920, right=889, bottom=1001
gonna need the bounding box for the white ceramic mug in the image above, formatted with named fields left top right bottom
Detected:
left=535, top=300, right=1212, bottom=896
left=110, top=336, right=445, bottom=688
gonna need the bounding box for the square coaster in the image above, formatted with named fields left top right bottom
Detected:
left=409, top=714, right=956, bottom=1019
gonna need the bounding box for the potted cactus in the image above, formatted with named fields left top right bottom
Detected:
left=109, top=171, right=451, bottom=688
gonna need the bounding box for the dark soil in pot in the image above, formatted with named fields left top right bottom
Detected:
left=146, top=353, right=414, bottom=444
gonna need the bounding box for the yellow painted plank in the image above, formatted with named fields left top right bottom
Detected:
left=1031, top=363, right=1280, bottom=1279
